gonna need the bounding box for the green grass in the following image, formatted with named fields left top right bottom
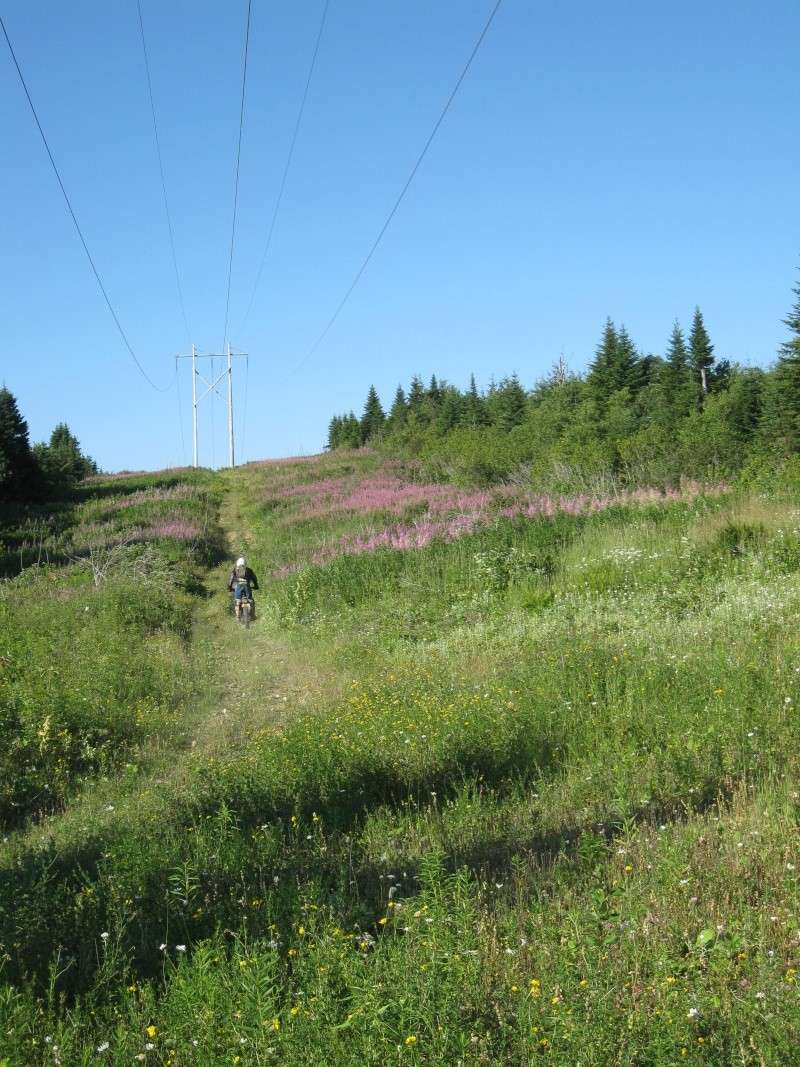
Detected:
left=4, top=454, right=800, bottom=1064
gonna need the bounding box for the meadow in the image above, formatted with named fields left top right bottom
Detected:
left=2, top=452, right=800, bottom=1064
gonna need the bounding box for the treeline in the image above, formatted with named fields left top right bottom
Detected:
left=328, top=275, right=800, bottom=488
left=0, top=387, right=97, bottom=504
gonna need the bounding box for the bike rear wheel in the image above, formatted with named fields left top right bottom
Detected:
left=241, top=600, right=251, bottom=628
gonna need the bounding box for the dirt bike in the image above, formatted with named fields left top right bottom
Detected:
left=233, top=587, right=254, bottom=628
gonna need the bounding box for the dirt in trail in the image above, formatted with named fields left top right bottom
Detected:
left=189, top=474, right=342, bottom=754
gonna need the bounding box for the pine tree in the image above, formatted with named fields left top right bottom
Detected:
left=0, top=387, right=39, bottom=501
left=437, top=386, right=464, bottom=433
left=428, top=375, right=441, bottom=403
left=461, top=374, right=487, bottom=427
left=343, top=413, right=361, bottom=448
left=407, top=376, right=426, bottom=413
left=359, top=386, right=385, bottom=443
left=38, top=423, right=96, bottom=486
left=613, top=325, right=640, bottom=394
left=486, top=374, right=528, bottom=431
left=659, top=321, right=692, bottom=424
left=387, top=385, right=408, bottom=430
left=689, top=307, right=715, bottom=403
left=586, top=319, right=619, bottom=405
left=327, top=415, right=342, bottom=450
left=763, top=271, right=800, bottom=452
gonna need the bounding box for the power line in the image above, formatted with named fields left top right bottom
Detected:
left=0, top=11, right=173, bottom=393
left=240, top=354, right=250, bottom=462
left=239, top=0, right=330, bottom=334
left=278, top=0, right=504, bottom=385
left=136, top=0, right=192, bottom=345
left=222, top=0, right=253, bottom=349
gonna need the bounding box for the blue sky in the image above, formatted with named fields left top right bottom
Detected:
left=2, top=1, right=799, bottom=471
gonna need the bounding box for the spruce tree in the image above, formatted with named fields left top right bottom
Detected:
left=0, top=387, right=38, bottom=501
left=387, top=385, right=408, bottom=430
left=763, top=272, right=800, bottom=452
left=689, top=307, right=715, bottom=403
left=461, top=374, right=487, bottom=427
left=586, top=319, right=619, bottom=405
left=39, top=423, right=95, bottom=486
left=437, top=386, right=463, bottom=432
left=407, top=376, right=426, bottom=412
left=659, top=321, right=692, bottom=424
left=613, top=325, right=640, bottom=394
left=343, top=413, right=361, bottom=448
left=327, top=415, right=342, bottom=450
left=359, top=386, right=385, bottom=443
left=487, top=374, right=528, bottom=431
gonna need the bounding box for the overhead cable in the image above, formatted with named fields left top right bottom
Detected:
left=279, top=0, right=504, bottom=385
left=0, top=12, right=174, bottom=392
left=239, top=0, right=331, bottom=334
left=136, top=0, right=192, bottom=345
left=222, top=0, right=253, bottom=349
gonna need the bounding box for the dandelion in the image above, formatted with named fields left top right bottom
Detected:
left=100, top=931, right=110, bottom=942
left=404, top=1035, right=417, bottom=1046
left=97, top=1042, right=110, bottom=1053
left=146, top=1026, right=157, bottom=1039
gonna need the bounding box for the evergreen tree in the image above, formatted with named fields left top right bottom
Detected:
left=726, top=368, right=764, bottom=444
left=461, top=374, right=487, bottom=427
left=427, top=375, right=442, bottom=406
left=586, top=319, right=619, bottom=406
left=327, top=415, right=343, bottom=450
left=762, top=272, right=800, bottom=452
left=0, top=387, right=39, bottom=501
left=689, top=307, right=715, bottom=403
left=437, top=386, right=464, bottom=433
left=360, top=385, right=385, bottom=443
left=343, top=413, right=362, bottom=448
left=387, top=385, right=408, bottom=430
left=486, top=374, right=528, bottom=431
left=37, top=423, right=96, bottom=488
left=658, top=321, right=693, bottom=424
left=613, top=325, right=641, bottom=394
left=407, top=376, right=426, bottom=413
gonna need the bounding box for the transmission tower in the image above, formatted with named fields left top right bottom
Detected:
left=177, top=344, right=248, bottom=468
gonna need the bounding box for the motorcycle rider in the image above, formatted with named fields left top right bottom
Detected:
left=228, top=556, right=259, bottom=618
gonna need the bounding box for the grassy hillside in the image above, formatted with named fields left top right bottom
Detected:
left=3, top=454, right=800, bottom=1064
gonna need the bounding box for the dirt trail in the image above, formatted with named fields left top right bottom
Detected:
left=6, top=472, right=334, bottom=855
left=187, top=471, right=339, bottom=753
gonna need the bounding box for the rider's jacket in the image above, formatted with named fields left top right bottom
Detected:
left=227, top=566, right=259, bottom=592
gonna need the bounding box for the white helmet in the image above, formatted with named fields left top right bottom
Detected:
left=236, top=557, right=246, bottom=567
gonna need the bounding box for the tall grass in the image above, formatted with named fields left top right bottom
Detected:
left=4, top=455, right=800, bottom=1064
